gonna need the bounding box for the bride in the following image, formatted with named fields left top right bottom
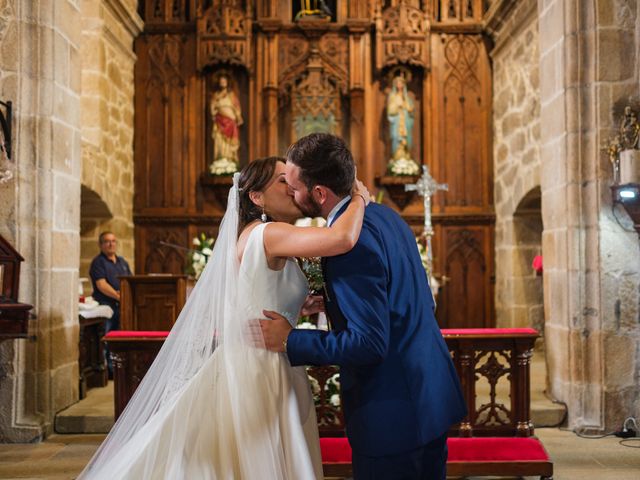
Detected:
left=78, top=157, right=370, bottom=479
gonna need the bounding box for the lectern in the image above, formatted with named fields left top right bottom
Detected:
left=119, top=275, right=187, bottom=331
left=0, top=235, right=33, bottom=341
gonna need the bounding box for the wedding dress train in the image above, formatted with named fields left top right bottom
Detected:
left=81, top=223, right=322, bottom=479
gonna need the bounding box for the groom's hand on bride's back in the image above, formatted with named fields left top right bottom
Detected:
left=259, top=310, right=293, bottom=353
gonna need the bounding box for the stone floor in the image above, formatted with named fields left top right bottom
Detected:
left=0, top=428, right=639, bottom=479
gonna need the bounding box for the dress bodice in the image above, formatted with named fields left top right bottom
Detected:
left=238, top=223, right=309, bottom=327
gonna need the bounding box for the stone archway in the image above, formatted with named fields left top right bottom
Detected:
left=513, top=187, right=544, bottom=334
left=79, top=185, right=113, bottom=293
left=495, top=186, right=544, bottom=337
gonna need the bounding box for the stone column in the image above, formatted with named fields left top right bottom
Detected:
left=539, top=0, right=640, bottom=431
left=0, top=0, right=142, bottom=442
left=0, top=0, right=83, bottom=441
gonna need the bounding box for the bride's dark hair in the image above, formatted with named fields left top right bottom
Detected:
left=237, top=156, right=285, bottom=234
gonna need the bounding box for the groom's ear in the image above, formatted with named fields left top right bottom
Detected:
left=311, top=185, right=329, bottom=205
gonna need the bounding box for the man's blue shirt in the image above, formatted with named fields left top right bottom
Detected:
left=89, top=252, right=132, bottom=307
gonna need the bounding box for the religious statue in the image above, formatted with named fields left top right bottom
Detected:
left=620, top=106, right=640, bottom=150
left=295, top=0, right=332, bottom=20
left=209, top=75, right=243, bottom=175
left=386, top=74, right=420, bottom=176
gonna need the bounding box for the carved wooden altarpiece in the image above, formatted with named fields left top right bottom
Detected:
left=133, top=0, right=495, bottom=328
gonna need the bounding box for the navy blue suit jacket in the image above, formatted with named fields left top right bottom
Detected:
left=287, top=202, right=466, bottom=457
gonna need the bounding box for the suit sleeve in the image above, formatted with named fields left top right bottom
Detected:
left=287, top=236, right=389, bottom=367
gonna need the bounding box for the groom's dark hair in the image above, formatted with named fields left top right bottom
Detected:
left=286, top=133, right=355, bottom=197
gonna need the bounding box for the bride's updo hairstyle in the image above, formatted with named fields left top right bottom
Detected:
left=237, top=156, right=285, bottom=234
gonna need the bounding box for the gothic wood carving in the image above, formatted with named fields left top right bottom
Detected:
left=290, top=64, right=342, bottom=138
left=136, top=227, right=188, bottom=274
left=132, top=3, right=495, bottom=327
left=140, top=0, right=194, bottom=25
left=435, top=0, right=484, bottom=24
left=279, top=42, right=347, bottom=141
left=437, top=226, right=494, bottom=328
left=375, top=1, right=431, bottom=71
left=435, top=34, right=491, bottom=209
left=136, top=35, right=191, bottom=212
left=196, top=1, right=252, bottom=71
left=279, top=39, right=348, bottom=95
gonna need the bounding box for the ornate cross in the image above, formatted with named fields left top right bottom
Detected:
left=405, top=165, right=448, bottom=236
left=405, top=165, right=448, bottom=296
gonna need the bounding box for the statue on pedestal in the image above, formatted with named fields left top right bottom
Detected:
left=210, top=74, right=243, bottom=175
left=386, top=73, right=420, bottom=176
left=620, top=105, right=640, bottom=150
left=295, top=0, right=332, bottom=21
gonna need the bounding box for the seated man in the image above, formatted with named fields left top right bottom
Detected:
left=89, top=231, right=132, bottom=377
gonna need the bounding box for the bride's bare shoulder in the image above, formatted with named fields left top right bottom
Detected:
left=236, top=221, right=262, bottom=262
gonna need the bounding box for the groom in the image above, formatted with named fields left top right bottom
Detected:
left=260, top=133, right=466, bottom=479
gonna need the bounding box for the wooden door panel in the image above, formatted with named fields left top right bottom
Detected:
left=436, top=225, right=494, bottom=328
left=433, top=34, right=491, bottom=211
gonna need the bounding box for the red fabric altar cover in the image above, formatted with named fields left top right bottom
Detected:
left=104, top=330, right=169, bottom=338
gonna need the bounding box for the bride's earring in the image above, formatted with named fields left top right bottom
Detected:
left=261, top=207, right=267, bottom=223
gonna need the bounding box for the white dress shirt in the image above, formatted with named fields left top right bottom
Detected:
left=327, top=196, right=351, bottom=227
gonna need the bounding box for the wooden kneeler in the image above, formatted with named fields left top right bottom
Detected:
left=320, top=437, right=554, bottom=480
left=320, top=437, right=353, bottom=477
left=447, top=437, right=553, bottom=479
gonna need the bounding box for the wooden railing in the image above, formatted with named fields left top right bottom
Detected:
left=306, top=328, right=539, bottom=438
left=106, top=327, right=539, bottom=435
left=442, top=328, right=538, bottom=437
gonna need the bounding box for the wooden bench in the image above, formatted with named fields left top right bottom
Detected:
left=105, top=328, right=554, bottom=479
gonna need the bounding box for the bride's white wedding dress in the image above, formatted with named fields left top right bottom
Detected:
left=85, top=223, right=322, bottom=479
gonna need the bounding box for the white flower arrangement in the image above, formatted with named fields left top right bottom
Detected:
left=294, top=217, right=327, bottom=228
left=416, top=236, right=440, bottom=296
left=388, top=156, right=421, bottom=176
left=416, top=237, right=430, bottom=273
left=328, top=373, right=341, bottom=407
left=297, top=321, right=317, bottom=330
left=209, top=157, right=238, bottom=176
left=306, top=369, right=341, bottom=410
left=186, top=233, right=215, bottom=280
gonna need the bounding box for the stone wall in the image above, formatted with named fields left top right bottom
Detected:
left=487, top=0, right=543, bottom=332
left=79, top=0, right=141, bottom=288
left=0, top=0, right=141, bottom=442
left=0, top=0, right=83, bottom=441
left=538, top=0, right=640, bottom=431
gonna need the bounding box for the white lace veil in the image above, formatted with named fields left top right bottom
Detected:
left=77, top=173, right=290, bottom=478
